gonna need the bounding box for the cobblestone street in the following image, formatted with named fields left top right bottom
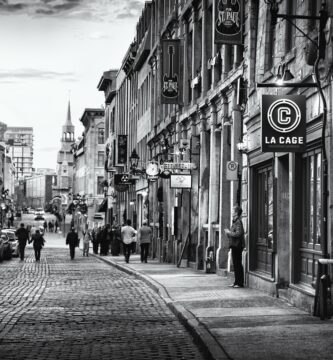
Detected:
left=0, top=247, right=206, bottom=360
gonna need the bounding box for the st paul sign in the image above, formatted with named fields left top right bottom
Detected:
left=261, top=95, right=306, bottom=153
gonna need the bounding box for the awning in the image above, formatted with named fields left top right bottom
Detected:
left=98, top=198, right=107, bottom=212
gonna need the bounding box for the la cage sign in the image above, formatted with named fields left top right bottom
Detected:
left=261, top=95, right=306, bottom=153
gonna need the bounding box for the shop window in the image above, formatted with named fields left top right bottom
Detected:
left=299, top=149, right=322, bottom=285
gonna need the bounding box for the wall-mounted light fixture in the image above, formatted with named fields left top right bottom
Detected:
left=129, top=149, right=146, bottom=176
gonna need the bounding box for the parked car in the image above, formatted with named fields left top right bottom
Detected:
left=34, top=215, right=45, bottom=221
left=28, top=208, right=35, bottom=214
left=1, top=229, right=19, bottom=257
left=0, top=234, right=12, bottom=261
left=35, top=208, right=45, bottom=216
left=93, top=213, right=104, bottom=221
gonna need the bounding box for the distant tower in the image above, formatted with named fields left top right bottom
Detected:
left=53, top=101, right=75, bottom=210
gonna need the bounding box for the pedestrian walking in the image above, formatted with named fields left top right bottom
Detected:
left=48, top=220, right=53, bottom=233
left=30, top=224, right=37, bottom=237
left=29, top=229, right=45, bottom=262
left=224, top=205, right=245, bottom=288
left=82, top=228, right=92, bottom=257
left=15, top=223, right=30, bottom=261
left=66, top=227, right=79, bottom=260
left=111, top=223, right=121, bottom=256
left=138, top=221, right=152, bottom=263
left=91, top=225, right=100, bottom=255
left=51, top=220, right=55, bottom=232
left=43, top=220, right=47, bottom=233
left=121, top=219, right=137, bottom=263
left=55, top=219, right=59, bottom=233
left=10, top=213, right=14, bottom=227
left=100, top=224, right=111, bottom=256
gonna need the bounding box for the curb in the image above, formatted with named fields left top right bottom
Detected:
left=94, top=254, right=231, bottom=360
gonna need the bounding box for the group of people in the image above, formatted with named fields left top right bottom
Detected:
left=64, top=219, right=152, bottom=264
left=15, top=205, right=245, bottom=288
left=43, top=219, right=59, bottom=233
left=15, top=223, right=45, bottom=262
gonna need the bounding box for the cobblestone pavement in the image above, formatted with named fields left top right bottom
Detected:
left=0, top=248, right=207, bottom=360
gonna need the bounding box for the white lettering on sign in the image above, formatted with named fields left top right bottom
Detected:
left=162, top=162, right=197, bottom=170
left=264, top=136, right=304, bottom=144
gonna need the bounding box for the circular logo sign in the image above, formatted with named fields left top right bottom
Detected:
left=227, top=161, right=237, bottom=171
left=267, top=99, right=301, bottom=133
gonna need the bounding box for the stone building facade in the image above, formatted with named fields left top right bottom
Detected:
left=102, top=0, right=333, bottom=313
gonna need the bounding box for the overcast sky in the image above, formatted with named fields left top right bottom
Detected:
left=0, top=0, right=145, bottom=169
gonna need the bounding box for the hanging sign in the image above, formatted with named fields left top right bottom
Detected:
left=261, top=95, right=306, bottom=152
left=116, top=135, right=127, bottom=165
left=161, top=162, right=197, bottom=171
left=161, top=39, right=180, bottom=104
left=170, top=174, right=192, bottom=189
left=215, top=0, right=244, bottom=45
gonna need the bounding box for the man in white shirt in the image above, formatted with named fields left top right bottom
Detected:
left=121, top=219, right=137, bottom=263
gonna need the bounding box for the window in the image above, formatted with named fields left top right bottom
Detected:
left=97, top=128, right=105, bottom=144
left=285, top=0, right=296, bottom=52
left=97, top=152, right=104, bottom=167
left=266, top=9, right=276, bottom=70
left=97, top=176, right=104, bottom=195
left=299, top=149, right=322, bottom=285
left=302, top=150, right=322, bottom=246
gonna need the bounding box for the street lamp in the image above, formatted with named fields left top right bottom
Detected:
left=129, top=149, right=146, bottom=176
left=258, top=0, right=329, bottom=319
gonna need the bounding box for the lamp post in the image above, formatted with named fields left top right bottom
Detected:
left=259, top=0, right=329, bottom=319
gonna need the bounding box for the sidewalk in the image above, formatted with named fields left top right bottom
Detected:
left=93, top=252, right=333, bottom=360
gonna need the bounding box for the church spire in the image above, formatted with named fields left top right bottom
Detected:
left=65, top=100, right=72, bottom=126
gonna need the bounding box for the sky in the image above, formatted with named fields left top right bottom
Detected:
left=0, top=0, right=146, bottom=169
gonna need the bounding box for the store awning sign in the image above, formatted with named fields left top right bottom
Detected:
left=262, top=95, right=306, bottom=153
left=215, top=0, right=244, bottom=45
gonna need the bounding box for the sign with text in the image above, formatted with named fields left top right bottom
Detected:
left=215, top=0, right=244, bottom=45
left=161, top=39, right=180, bottom=104
left=161, top=162, right=197, bottom=171
left=262, top=95, right=306, bottom=152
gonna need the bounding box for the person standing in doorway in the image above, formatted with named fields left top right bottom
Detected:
left=15, top=223, right=29, bottom=261
left=66, top=227, right=79, bottom=260
left=121, top=219, right=137, bottom=263
left=29, top=229, right=45, bottom=262
left=138, top=221, right=152, bottom=263
left=225, top=206, right=245, bottom=288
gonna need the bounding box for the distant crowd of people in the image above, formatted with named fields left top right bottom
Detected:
left=14, top=216, right=153, bottom=265
left=65, top=219, right=152, bottom=264
left=43, top=220, right=60, bottom=233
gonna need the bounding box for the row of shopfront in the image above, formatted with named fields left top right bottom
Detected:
left=98, top=0, right=333, bottom=314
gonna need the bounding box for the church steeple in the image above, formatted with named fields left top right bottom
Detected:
left=62, top=100, right=74, bottom=143
left=65, top=100, right=72, bottom=127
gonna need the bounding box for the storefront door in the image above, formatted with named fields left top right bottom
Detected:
left=252, top=163, right=275, bottom=277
